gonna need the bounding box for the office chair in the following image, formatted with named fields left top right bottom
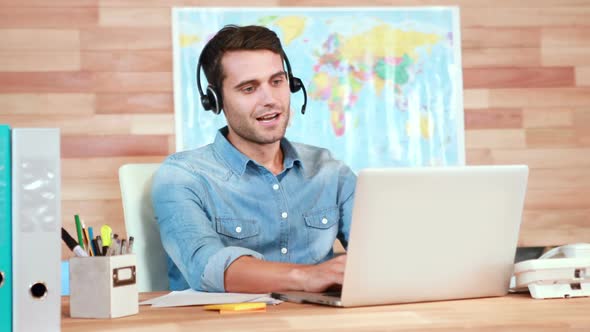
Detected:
left=118, top=163, right=169, bottom=292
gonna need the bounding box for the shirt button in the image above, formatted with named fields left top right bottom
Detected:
left=235, top=226, right=242, bottom=233
left=272, top=184, right=279, bottom=190
left=281, top=247, right=288, bottom=254
left=281, top=212, right=288, bottom=219
left=321, top=217, right=328, bottom=225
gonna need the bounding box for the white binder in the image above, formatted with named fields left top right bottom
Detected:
left=12, top=128, right=61, bottom=332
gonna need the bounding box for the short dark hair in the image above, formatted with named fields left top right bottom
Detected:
left=200, top=25, right=286, bottom=91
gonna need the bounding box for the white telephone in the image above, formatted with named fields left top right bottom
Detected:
left=510, top=243, right=590, bottom=299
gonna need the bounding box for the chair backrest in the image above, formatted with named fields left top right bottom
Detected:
left=118, top=163, right=169, bottom=292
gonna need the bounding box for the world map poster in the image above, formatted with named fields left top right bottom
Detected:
left=172, top=7, right=465, bottom=171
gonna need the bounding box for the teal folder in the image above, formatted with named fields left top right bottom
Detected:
left=0, top=125, right=11, bottom=332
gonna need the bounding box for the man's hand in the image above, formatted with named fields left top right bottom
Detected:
left=292, top=254, right=347, bottom=292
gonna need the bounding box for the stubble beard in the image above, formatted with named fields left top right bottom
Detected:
left=228, top=108, right=290, bottom=146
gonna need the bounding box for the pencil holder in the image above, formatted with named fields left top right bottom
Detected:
left=69, top=254, right=138, bottom=318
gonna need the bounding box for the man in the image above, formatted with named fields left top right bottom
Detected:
left=152, top=25, right=356, bottom=293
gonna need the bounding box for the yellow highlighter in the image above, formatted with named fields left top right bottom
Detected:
left=100, top=225, right=112, bottom=256
left=204, top=302, right=266, bottom=314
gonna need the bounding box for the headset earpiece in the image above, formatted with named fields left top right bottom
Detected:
left=196, top=52, right=223, bottom=115
left=205, top=85, right=222, bottom=115
left=200, top=91, right=212, bottom=111
left=289, top=76, right=303, bottom=93
left=199, top=85, right=221, bottom=115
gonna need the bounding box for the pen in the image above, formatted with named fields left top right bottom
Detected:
left=91, top=238, right=101, bottom=256
left=74, top=215, right=84, bottom=250
left=120, top=239, right=126, bottom=255
left=128, top=236, right=134, bottom=254
left=61, top=227, right=88, bottom=257
left=82, top=224, right=92, bottom=256
left=96, top=235, right=103, bottom=256
left=88, top=226, right=97, bottom=256
left=111, top=234, right=120, bottom=256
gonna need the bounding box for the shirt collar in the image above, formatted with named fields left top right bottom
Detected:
left=213, top=126, right=303, bottom=176
left=281, top=137, right=304, bottom=171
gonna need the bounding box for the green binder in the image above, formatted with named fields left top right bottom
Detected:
left=0, top=124, right=11, bottom=332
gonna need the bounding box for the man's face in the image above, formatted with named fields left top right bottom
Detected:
left=220, top=50, right=291, bottom=147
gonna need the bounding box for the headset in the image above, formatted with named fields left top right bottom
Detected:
left=196, top=50, right=308, bottom=115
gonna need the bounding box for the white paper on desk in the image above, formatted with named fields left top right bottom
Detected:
left=140, top=289, right=282, bottom=307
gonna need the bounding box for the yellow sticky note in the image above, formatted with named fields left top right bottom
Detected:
left=204, top=302, right=267, bottom=312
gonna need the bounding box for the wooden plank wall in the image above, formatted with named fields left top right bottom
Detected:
left=0, top=0, right=589, bottom=259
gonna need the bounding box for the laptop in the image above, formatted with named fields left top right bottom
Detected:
left=272, top=165, right=529, bottom=307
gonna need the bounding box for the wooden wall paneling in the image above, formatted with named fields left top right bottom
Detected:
left=167, top=134, right=176, bottom=153
left=98, top=7, right=171, bottom=27
left=0, top=93, right=95, bottom=115
left=62, top=178, right=122, bottom=201
left=129, top=114, right=175, bottom=135
left=80, top=28, right=171, bottom=50
left=0, top=51, right=80, bottom=72
left=0, top=0, right=98, bottom=7
left=62, top=156, right=166, bottom=179
left=61, top=135, right=170, bottom=158
left=463, top=67, right=575, bottom=89
left=463, top=89, right=489, bottom=109
left=521, top=209, right=590, bottom=247
left=0, top=114, right=132, bottom=135
left=525, top=128, right=578, bottom=148
left=0, top=29, right=80, bottom=50
left=13, top=108, right=163, bottom=138
left=98, top=0, right=279, bottom=7
left=522, top=108, right=574, bottom=128
left=92, top=72, right=172, bottom=92
left=576, top=67, right=590, bottom=86
left=0, top=7, right=98, bottom=28
left=461, top=8, right=590, bottom=27
left=95, top=93, right=173, bottom=114
left=574, top=108, right=590, bottom=146
left=464, top=108, right=522, bottom=130
left=574, top=108, right=590, bottom=128
left=542, top=27, right=590, bottom=49
left=462, top=48, right=541, bottom=68
left=542, top=27, right=590, bottom=66
left=465, top=129, right=526, bottom=149
left=81, top=50, right=172, bottom=72
left=62, top=200, right=125, bottom=227
left=462, top=28, right=541, bottom=49
left=489, top=88, right=590, bottom=108
left=465, top=148, right=493, bottom=165
left=525, top=188, right=590, bottom=210
left=273, top=0, right=590, bottom=7
left=542, top=47, right=590, bottom=66
left=528, top=168, right=590, bottom=190
left=491, top=149, right=590, bottom=169
left=0, top=72, right=94, bottom=93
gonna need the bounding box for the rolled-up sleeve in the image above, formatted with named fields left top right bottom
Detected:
left=151, top=161, right=264, bottom=292
left=337, top=166, right=357, bottom=250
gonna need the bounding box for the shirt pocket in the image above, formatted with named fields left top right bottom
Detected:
left=304, top=206, right=339, bottom=229
left=303, top=206, right=339, bottom=262
left=215, top=217, right=260, bottom=248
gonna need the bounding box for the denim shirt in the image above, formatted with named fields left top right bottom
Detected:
left=151, top=127, right=356, bottom=292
